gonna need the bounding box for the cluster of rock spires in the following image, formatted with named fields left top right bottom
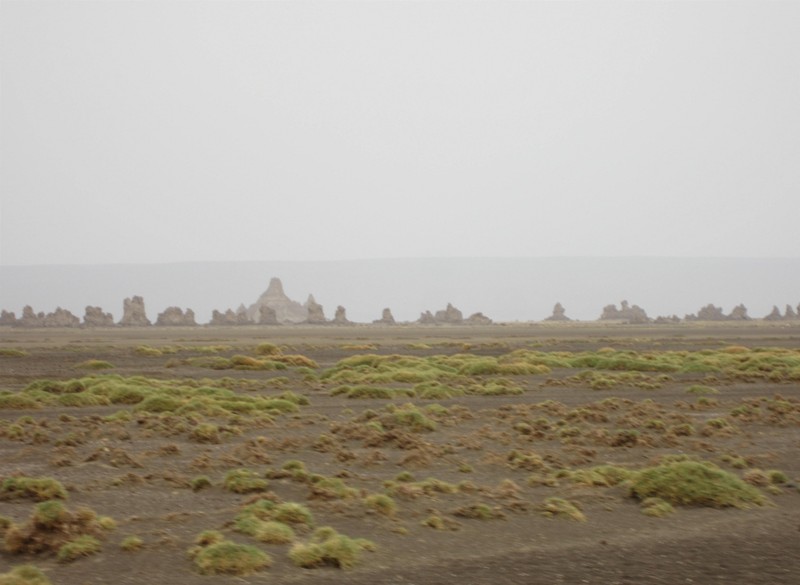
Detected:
left=2, top=279, right=799, bottom=327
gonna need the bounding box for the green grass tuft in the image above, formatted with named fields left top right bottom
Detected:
left=629, top=461, right=766, bottom=508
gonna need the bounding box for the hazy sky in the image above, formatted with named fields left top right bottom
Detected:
left=2, top=1, right=799, bottom=266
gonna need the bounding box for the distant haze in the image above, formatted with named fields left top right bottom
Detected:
left=1, top=258, right=798, bottom=323
left=2, top=2, right=799, bottom=265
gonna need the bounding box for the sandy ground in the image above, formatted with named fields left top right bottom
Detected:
left=1, top=323, right=799, bottom=584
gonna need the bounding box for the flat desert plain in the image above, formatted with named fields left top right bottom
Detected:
left=1, top=323, right=799, bottom=584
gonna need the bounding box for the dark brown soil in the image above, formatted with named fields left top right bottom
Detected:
left=1, top=323, right=799, bottom=584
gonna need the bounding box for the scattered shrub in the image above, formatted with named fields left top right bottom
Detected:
left=190, top=538, right=272, bottom=575
left=288, top=527, right=375, bottom=569
left=364, top=494, right=397, bottom=518
left=223, top=469, right=269, bottom=494
left=539, top=497, right=586, bottom=521
left=640, top=497, right=675, bottom=517
left=0, top=476, right=68, bottom=502
left=0, top=565, right=51, bottom=585
left=74, top=360, right=114, bottom=370
left=57, top=535, right=101, bottom=563
left=120, top=535, right=144, bottom=551
left=629, top=461, right=766, bottom=508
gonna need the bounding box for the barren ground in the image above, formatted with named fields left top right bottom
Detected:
left=1, top=323, right=799, bottom=584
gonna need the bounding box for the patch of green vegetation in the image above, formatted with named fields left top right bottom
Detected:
left=686, top=384, right=719, bottom=395
left=0, top=393, right=40, bottom=410
left=629, top=461, right=766, bottom=508
left=3, top=501, right=109, bottom=560
left=134, top=345, right=163, bottom=357
left=331, top=385, right=414, bottom=399
left=540, top=497, right=586, bottom=521
left=363, top=494, right=397, bottom=518
left=0, top=349, right=28, bottom=358
left=0, top=477, right=67, bottom=502
left=640, top=497, right=675, bottom=517
left=272, top=503, right=314, bottom=527
left=120, top=535, right=144, bottom=551
left=191, top=476, right=212, bottom=492
left=57, top=535, right=101, bottom=563
left=310, top=476, right=359, bottom=500
left=189, top=535, right=272, bottom=575
left=0, top=565, right=52, bottom=585
left=223, top=469, right=269, bottom=494
left=74, top=360, right=114, bottom=370
left=288, top=526, right=375, bottom=569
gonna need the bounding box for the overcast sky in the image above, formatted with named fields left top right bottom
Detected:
left=1, top=1, right=798, bottom=266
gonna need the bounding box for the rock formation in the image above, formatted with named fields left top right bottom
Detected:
left=544, top=302, right=571, bottom=322
left=0, top=310, right=17, bottom=326
left=155, top=307, right=197, bottom=327
left=332, top=305, right=351, bottom=325
left=728, top=304, right=751, bottom=321
left=465, top=312, right=493, bottom=325
left=258, top=305, right=279, bottom=325
left=417, top=311, right=436, bottom=325
left=18, top=306, right=45, bottom=327
left=119, top=296, right=151, bottom=327
left=599, top=300, right=649, bottom=324
left=209, top=308, right=252, bottom=326
left=13, top=306, right=80, bottom=328
left=373, top=308, right=396, bottom=325
left=785, top=305, right=798, bottom=320
left=247, top=277, right=308, bottom=324
left=43, top=307, right=80, bottom=328
left=83, top=306, right=114, bottom=327
left=691, top=304, right=727, bottom=321
left=653, top=315, right=681, bottom=324
left=434, top=303, right=464, bottom=324
left=763, top=306, right=783, bottom=321
left=305, top=295, right=327, bottom=324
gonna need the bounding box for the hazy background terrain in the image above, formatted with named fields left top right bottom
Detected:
left=2, top=2, right=798, bottom=319
left=1, top=257, right=798, bottom=324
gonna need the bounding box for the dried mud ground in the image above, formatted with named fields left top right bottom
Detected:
left=1, top=323, right=799, bottom=584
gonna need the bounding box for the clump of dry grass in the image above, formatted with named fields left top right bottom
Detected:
left=288, top=526, right=375, bottom=569
left=3, top=501, right=112, bottom=562
left=629, top=461, right=766, bottom=508
left=0, top=565, right=51, bottom=585
left=188, top=531, right=272, bottom=576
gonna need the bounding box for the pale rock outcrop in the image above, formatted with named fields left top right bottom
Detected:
left=728, top=304, right=751, bottom=321
left=305, top=295, right=327, bottom=324
left=0, top=310, right=17, bottom=326
left=599, top=300, right=649, bottom=324
left=119, top=296, right=151, bottom=327
left=763, top=306, right=783, bottom=321
left=434, top=303, right=464, bottom=324
left=43, top=307, right=80, bottom=328
left=19, top=306, right=45, bottom=327
left=15, top=306, right=79, bottom=328
left=247, top=277, right=308, bottom=324
left=465, top=312, right=493, bottom=325
left=654, top=315, right=681, bottom=324
left=689, top=304, right=727, bottom=322
left=258, top=305, right=279, bottom=325
left=417, top=311, right=436, bottom=325
left=83, top=306, right=114, bottom=327
left=332, top=305, right=351, bottom=325
left=155, top=307, right=197, bottom=327
left=373, top=308, right=396, bottom=325
left=209, top=308, right=252, bottom=326
left=785, top=305, right=798, bottom=320
left=235, top=305, right=253, bottom=325
left=544, top=302, right=571, bottom=322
